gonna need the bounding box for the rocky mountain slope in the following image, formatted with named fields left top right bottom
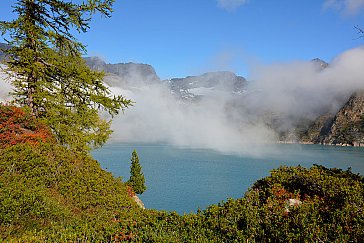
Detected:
left=84, top=56, right=160, bottom=87
left=311, top=58, right=329, bottom=70
left=281, top=91, right=364, bottom=146
left=1, top=44, right=363, bottom=146
left=85, top=56, right=248, bottom=100
left=299, top=113, right=334, bottom=143
left=305, top=91, right=364, bottom=146
left=278, top=60, right=364, bottom=146
left=167, top=71, right=247, bottom=100
left=323, top=91, right=364, bottom=145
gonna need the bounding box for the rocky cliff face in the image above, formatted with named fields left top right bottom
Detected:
left=277, top=58, right=364, bottom=147
left=300, top=114, right=334, bottom=143
left=296, top=91, right=364, bottom=146
left=322, top=91, right=364, bottom=146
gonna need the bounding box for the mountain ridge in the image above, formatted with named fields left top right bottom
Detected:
left=84, top=56, right=161, bottom=87
left=1, top=44, right=362, bottom=146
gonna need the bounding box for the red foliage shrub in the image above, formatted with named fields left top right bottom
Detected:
left=126, top=186, right=136, bottom=197
left=0, top=104, right=52, bottom=148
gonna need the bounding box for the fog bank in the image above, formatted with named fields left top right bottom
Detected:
left=1, top=47, right=364, bottom=157
left=109, top=47, right=364, bottom=156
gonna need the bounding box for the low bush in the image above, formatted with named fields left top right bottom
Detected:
left=0, top=104, right=52, bottom=148
left=0, top=143, right=144, bottom=241
left=1, top=105, right=363, bottom=241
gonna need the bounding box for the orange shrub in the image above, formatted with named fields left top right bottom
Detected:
left=0, top=104, right=53, bottom=148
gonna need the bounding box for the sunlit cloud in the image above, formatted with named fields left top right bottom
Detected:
left=107, top=46, right=364, bottom=157
left=323, top=0, right=364, bottom=15
left=217, top=0, right=250, bottom=11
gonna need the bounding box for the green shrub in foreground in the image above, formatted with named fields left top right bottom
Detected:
left=0, top=143, right=143, bottom=241
left=119, top=165, right=364, bottom=242
left=191, top=165, right=364, bottom=242
left=1, top=141, right=363, bottom=242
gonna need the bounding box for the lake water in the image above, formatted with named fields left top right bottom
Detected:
left=92, top=143, right=364, bottom=214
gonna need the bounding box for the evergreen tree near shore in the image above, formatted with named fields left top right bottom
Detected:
left=127, top=149, right=146, bottom=195
left=0, top=0, right=131, bottom=151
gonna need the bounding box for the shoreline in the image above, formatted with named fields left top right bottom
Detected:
left=277, top=140, right=363, bottom=147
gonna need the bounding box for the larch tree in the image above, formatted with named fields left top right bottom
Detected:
left=127, top=149, right=146, bottom=195
left=0, top=0, right=131, bottom=151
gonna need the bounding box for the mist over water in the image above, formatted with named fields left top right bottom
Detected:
left=1, top=47, right=364, bottom=156
left=109, top=82, right=278, bottom=157
left=108, top=47, right=364, bottom=156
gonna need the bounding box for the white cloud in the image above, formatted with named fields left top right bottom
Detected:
left=323, top=0, right=364, bottom=15
left=217, top=0, right=249, bottom=11
left=109, top=80, right=277, bottom=157
left=247, top=46, right=364, bottom=127
left=105, top=46, right=364, bottom=157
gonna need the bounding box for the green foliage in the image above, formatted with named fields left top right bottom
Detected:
left=0, top=142, right=144, bottom=241
left=2, top=144, right=364, bottom=242
left=130, top=165, right=364, bottom=242
left=1, top=109, right=363, bottom=241
left=0, top=0, right=131, bottom=152
left=127, top=149, right=146, bottom=195
left=246, top=165, right=364, bottom=241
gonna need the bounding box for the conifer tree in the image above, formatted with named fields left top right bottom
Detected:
left=0, top=0, right=131, bottom=151
left=127, top=149, right=146, bottom=195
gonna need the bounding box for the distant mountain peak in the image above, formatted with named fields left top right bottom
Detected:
left=311, top=58, right=329, bottom=69
left=85, top=57, right=160, bottom=86
left=167, top=71, right=247, bottom=100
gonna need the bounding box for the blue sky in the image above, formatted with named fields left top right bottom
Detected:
left=1, top=0, right=364, bottom=79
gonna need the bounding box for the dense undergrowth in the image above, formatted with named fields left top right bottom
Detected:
left=1, top=104, right=364, bottom=241
left=0, top=105, right=52, bottom=148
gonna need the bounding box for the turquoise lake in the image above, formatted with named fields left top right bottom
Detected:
left=92, top=144, right=364, bottom=214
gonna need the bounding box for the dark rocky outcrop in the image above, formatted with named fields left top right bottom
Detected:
left=322, top=91, right=364, bottom=146
left=300, top=114, right=335, bottom=144
left=294, top=91, right=364, bottom=146
left=311, top=58, right=329, bottom=70
left=84, top=56, right=160, bottom=86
